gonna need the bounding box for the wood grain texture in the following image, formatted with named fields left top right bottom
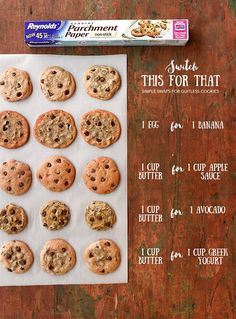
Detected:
left=0, top=0, right=236, bottom=318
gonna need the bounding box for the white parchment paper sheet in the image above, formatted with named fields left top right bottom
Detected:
left=0, top=54, right=127, bottom=286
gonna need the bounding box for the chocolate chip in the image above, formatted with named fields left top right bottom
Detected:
left=43, top=223, right=47, bottom=227
left=97, top=121, right=102, bottom=126
left=56, top=158, right=61, bottom=163
left=41, top=79, right=44, bottom=84
left=19, top=182, right=24, bottom=188
left=57, top=83, right=63, bottom=88
left=54, top=179, right=59, bottom=184
left=3, top=171, right=7, bottom=176
left=93, top=88, right=97, bottom=93
left=101, top=269, right=105, bottom=273
left=3, top=125, right=8, bottom=131
left=51, top=114, right=56, bottom=120
left=53, top=216, right=57, bottom=221
left=6, top=253, right=12, bottom=259
left=91, top=169, right=95, bottom=173
left=84, top=131, right=89, bottom=136
left=39, top=175, right=42, bottom=179
left=19, top=259, right=26, bottom=265
left=91, top=68, right=96, bottom=72
left=105, top=165, right=109, bottom=169
left=50, top=252, right=55, bottom=256
left=105, top=241, right=110, bottom=246
left=51, top=70, right=57, bottom=74
left=6, top=186, right=11, bottom=192
left=19, top=171, right=25, bottom=176
left=107, top=256, right=112, bottom=260
left=16, top=121, right=22, bottom=126
left=86, top=120, right=91, bottom=125
left=111, top=121, right=115, bottom=126
left=16, top=220, right=22, bottom=225
left=42, top=211, right=46, bottom=217
left=17, top=83, right=21, bottom=88
left=7, top=268, right=13, bottom=272
left=92, top=186, right=97, bottom=191
left=89, top=252, right=93, bottom=258
left=100, top=77, right=105, bottom=82
left=20, top=267, right=25, bottom=271
left=58, top=123, right=64, bottom=128
left=66, top=168, right=71, bottom=173
left=90, top=177, right=95, bottom=181
left=49, top=265, right=54, bottom=270
left=0, top=81, right=5, bottom=85
left=110, top=70, right=116, bottom=75
left=96, top=138, right=102, bottom=142
left=3, top=218, right=8, bottom=224
left=106, top=222, right=111, bottom=227
left=86, top=75, right=91, bottom=80
left=111, top=183, right=115, bottom=188
left=101, top=177, right=105, bottom=182
left=4, top=139, right=8, bottom=143
left=48, top=91, right=54, bottom=97
left=62, top=248, right=67, bottom=252
left=47, top=163, right=52, bottom=167
left=11, top=226, right=17, bottom=232
left=54, top=138, right=60, bottom=142
left=65, top=90, right=69, bottom=95
left=9, top=209, right=15, bottom=215
left=97, top=215, right=102, bottom=220
left=64, top=181, right=69, bottom=186
left=90, top=217, right=95, bottom=222
left=105, top=87, right=110, bottom=92
left=12, top=72, right=16, bottom=76
left=15, top=246, right=21, bottom=252
left=16, top=92, right=22, bottom=97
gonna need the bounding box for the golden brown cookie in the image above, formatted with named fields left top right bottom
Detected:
left=0, top=111, right=30, bottom=149
left=82, top=157, right=120, bottom=194
left=0, top=240, right=34, bottom=273
left=85, top=201, right=116, bottom=231
left=84, top=239, right=121, bottom=275
left=0, top=203, right=28, bottom=234
left=40, top=66, right=76, bottom=101
left=80, top=109, right=121, bottom=148
left=40, top=200, right=70, bottom=230
left=131, top=27, right=145, bottom=37
left=40, top=239, right=76, bottom=275
left=34, top=109, right=77, bottom=148
left=0, top=160, right=32, bottom=195
left=37, top=156, right=75, bottom=192
left=84, top=65, right=121, bottom=100
left=0, top=67, right=32, bottom=102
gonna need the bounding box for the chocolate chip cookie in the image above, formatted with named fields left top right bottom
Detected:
left=85, top=201, right=116, bottom=231
left=34, top=109, right=77, bottom=148
left=84, top=239, right=121, bottom=274
left=0, top=240, right=34, bottom=273
left=40, top=201, right=70, bottom=230
left=37, top=156, right=75, bottom=192
left=82, top=157, right=120, bottom=194
left=0, top=203, right=28, bottom=234
left=0, top=67, right=32, bottom=102
left=80, top=109, right=121, bottom=148
left=0, top=160, right=32, bottom=195
left=84, top=65, right=121, bottom=100
left=0, top=111, right=30, bottom=149
left=40, top=66, right=76, bottom=101
left=40, top=239, right=76, bottom=275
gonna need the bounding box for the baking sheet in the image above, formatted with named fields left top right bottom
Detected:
left=0, top=54, right=127, bottom=286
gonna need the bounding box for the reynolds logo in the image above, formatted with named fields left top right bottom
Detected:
left=26, top=22, right=58, bottom=31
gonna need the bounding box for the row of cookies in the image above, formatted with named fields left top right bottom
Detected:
left=0, top=109, right=121, bottom=149
left=0, top=238, right=121, bottom=275
left=0, top=156, right=120, bottom=195
left=0, top=65, right=121, bottom=102
left=0, top=201, right=116, bottom=234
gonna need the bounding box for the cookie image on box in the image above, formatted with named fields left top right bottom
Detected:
left=37, top=156, right=75, bottom=192
left=0, top=203, right=28, bottom=234
left=40, top=200, right=70, bottom=230
left=82, top=157, right=120, bottom=194
left=0, top=160, right=32, bottom=195
left=80, top=109, right=121, bottom=148
left=85, top=201, right=116, bottom=231
left=40, top=239, right=76, bottom=275
left=0, top=240, right=34, bottom=273
left=0, top=68, right=32, bottom=102
left=84, top=65, right=121, bottom=100
left=0, top=111, right=30, bottom=149
left=34, top=109, right=77, bottom=148
left=40, top=66, right=76, bottom=101
left=84, top=239, right=121, bottom=275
